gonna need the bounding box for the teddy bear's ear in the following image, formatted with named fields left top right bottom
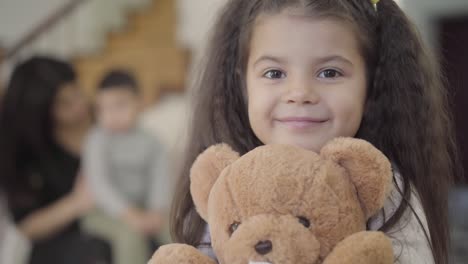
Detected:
left=190, top=144, right=240, bottom=221
left=320, top=137, right=393, bottom=219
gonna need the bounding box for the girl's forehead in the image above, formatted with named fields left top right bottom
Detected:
left=253, top=6, right=346, bottom=25
left=248, top=11, right=363, bottom=65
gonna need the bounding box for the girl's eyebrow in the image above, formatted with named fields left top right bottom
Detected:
left=252, top=54, right=354, bottom=67
left=252, top=55, right=287, bottom=67
left=315, top=55, right=354, bottom=67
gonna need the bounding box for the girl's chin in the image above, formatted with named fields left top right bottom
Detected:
left=269, top=138, right=325, bottom=153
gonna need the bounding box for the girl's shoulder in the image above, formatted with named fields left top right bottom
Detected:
left=369, top=169, right=434, bottom=264
left=197, top=225, right=217, bottom=261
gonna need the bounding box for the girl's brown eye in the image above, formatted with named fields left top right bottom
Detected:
left=229, top=222, right=241, bottom=235
left=298, top=216, right=311, bottom=228
left=263, top=69, right=285, bottom=79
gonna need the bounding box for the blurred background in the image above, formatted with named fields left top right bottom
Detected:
left=0, top=0, right=466, bottom=263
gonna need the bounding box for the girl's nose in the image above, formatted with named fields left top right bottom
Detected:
left=284, top=78, right=320, bottom=105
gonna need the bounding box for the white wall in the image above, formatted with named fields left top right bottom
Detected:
left=0, top=0, right=65, bottom=47
left=402, top=0, right=468, bottom=49
left=176, top=0, right=227, bottom=57
left=176, top=0, right=228, bottom=86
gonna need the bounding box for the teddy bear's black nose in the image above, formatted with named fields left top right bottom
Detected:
left=255, top=240, right=272, bottom=255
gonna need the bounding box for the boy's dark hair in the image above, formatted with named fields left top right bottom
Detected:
left=170, top=1, right=460, bottom=264
left=98, top=69, right=139, bottom=94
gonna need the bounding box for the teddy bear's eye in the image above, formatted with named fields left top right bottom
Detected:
left=298, top=216, right=311, bottom=228
left=229, top=222, right=241, bottom=235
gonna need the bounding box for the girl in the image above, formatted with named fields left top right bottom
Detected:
left=170, top=0, right=459, bottom=263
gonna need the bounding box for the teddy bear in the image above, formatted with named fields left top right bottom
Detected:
left=149, top=137, right=395, bottom=264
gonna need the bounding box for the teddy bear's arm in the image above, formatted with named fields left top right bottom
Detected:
left=148, top=243, right=217, bottom=264
left=322, top=231, right=394, bottom=264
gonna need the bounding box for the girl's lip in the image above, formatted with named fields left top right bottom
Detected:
left=276, top=117, right=328, bottom=122
left=275, top=117, right=329, bottom=129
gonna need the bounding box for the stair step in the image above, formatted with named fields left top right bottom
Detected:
left=74, top=0, right=187, bottom=104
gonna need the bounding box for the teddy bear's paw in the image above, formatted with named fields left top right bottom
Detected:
left=248, top=262, right=272, bottom=264
left=322, top=231, right=393, bottom=264
left=148, top=243, right=217, bottom=264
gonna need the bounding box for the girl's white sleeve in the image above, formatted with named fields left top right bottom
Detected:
left=369, top=171, right=434, bottom=264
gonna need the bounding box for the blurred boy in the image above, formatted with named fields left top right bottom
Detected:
left=83, top=70, right=169, bottom=264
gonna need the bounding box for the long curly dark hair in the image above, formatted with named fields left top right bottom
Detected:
left=170, top=1, right=459, bottom=263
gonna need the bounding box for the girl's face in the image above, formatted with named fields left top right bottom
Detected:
left=246, top=10, right=367, bottom=152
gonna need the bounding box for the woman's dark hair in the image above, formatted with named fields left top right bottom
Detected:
left=0, top=56, right=76, bottom=199
left=170, top=1, right=459, bottom=263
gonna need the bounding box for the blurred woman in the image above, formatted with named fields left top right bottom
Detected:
left=0, top=56, right=110, bottom=264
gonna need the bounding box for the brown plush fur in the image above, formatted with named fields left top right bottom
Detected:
left=150, top=244, right=216, bottom=264
left=149, top=137, right=394, bottom=264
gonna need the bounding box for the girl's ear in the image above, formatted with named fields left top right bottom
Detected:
left=190, top=144, right=240, bottom=221
left=321, top=137, right=393, bottom=219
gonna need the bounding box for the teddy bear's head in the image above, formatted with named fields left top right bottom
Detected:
left=190, top=138, right=393, bottom=264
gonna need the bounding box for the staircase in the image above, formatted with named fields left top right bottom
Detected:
left=74, top=0, right=188, bottom=104
left=1, top=0, right=189, bottom=104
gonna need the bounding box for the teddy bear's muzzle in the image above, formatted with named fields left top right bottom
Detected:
left=220, top=214, right=321, bottom=264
